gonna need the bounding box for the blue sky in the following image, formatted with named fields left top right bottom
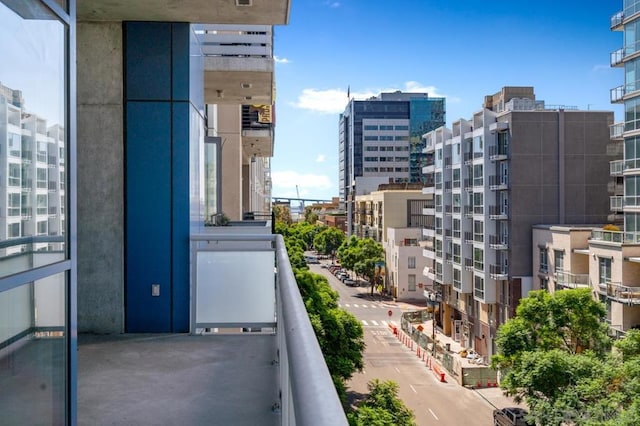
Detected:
left=270, top=0, right=624, bottom=203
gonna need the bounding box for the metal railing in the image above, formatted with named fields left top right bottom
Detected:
left=554, top=270, right=589, bottom=289
left=190, top=233, right=347, bottom=426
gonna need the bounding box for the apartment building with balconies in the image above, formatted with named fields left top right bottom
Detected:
left=533, top=225, right=640, bottom=340
left=0, top=2, right=347, bottom=425
left=352, top=187, right=431, bottom=243
left=422, top=86, right=613, bottom=358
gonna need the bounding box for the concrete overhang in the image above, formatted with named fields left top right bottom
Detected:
left=205, top=68, right=273, bottom=105
left=243, top=129, right=273, bottom=159
left=78, top=0, right=291, bottom=25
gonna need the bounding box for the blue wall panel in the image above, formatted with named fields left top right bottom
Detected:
left=171, top=102, right=191, bottom=332
left=125, top=22, right=172, bottom=101
left=171, top=23, right=190, bottom=102
left=125, top=101, right=172, bottom=332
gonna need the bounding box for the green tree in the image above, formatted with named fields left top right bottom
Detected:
left=304, top=207, right=319, bottom=224
left=313, top=226, right=346, bottom=257
left=348, top=379, right=415, bottom=426
left=337, top=237, right=384, bottom=295
left=295, top=269, right=365, bottom=388
left=273, top=204, right=292, bottom=225
left=492, top=288, right=612, bottom=424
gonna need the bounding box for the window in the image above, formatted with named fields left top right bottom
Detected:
left=452, top=193, right=461, bottom=213
left=473, top=192, right=483, bottom=214
left=364, top=125, right=378, bottom=130
left=8, top=163, right=20, bottom=186
left=408, top=256, right=416, bottom=269
left=7, top=222, right=21, bottom=238
left=8, top=132, right=21, bottom=157
left=473, top=164, right=483, bottom=186
left=473, top=220, right=483, bottom=242
left=8, top=193, right=20, bottom=216
left=37, top=220, right=48, bottom=235
left=37, top=194, right=48, bottom=215
left=408, top=274, right=416, bottom=291
left=626, top=176, right=640, bottom=207
left=599, top=257, right=612, bottom=284
left=452, top=168, right=461, bottom=188
left=364, top=157, right=378, bottom=162
left=365, top=146, right=379, bottom=151
left=540, top=277, right=548, bottom=291
left=452, top=243, right=461, bottom=264
left=452, top=218, right=461, bottom=238
left=453, top=268, right=461, bottom=290
left=394, top=125, right=409, bottom=130
left=554, top=250, right=564, bottom=273
left=539, top=247, right=548, bottom=272
left=474, top=275, right=485, bottom=299
left=37, top=167, right=48, bottom=189
left=473, top=248, right=484, bottom=271
left=364, top=136, right=378, bottom=141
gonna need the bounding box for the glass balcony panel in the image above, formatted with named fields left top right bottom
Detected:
left=0, top=272, right=67, bottom=425
left=195, top=250, right=276, bottom=327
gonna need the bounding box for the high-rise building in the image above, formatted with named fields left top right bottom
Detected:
left=422, top=86, right=613, bottom=358
left=338, top=91, right=445, bottom=235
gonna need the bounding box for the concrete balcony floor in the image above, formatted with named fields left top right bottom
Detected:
left=78, top=333, right=280, bottom=426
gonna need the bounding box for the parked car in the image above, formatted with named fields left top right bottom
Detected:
left=493, top=407, right=532, bottom=426
left=343, top=279, right=357, bottom=286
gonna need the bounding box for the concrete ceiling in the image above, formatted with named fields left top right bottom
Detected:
left=77, top=0, right=290, bottom=25
left=204, top=70, right=272, bottom=105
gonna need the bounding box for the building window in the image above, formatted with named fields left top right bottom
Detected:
left=452, top=168, right=460, bottom=188
left=540, top=277, right=548, bottom=291
left=474, top=275, right=485, bottom=299
left=452, top=218, right=461, bottom=238
left=539, top=247, right=548, bottom=272
left=8, top=163, right=20, bottom=186
left=554, top=250, right=564, bottom=273
left=473, top=220, right=483, bottom=243
left=473, top=247, right=484, bottom=271
left=473, top=164, right=483, bottom=186
left=408, top=274, right=416, bottom=291
left=599, top=257, right=612, bottom=285
left=453, top=268, right=461, bottom=290
left=452, top=243, right=461, bottom=264
left=408, top=256, right=416, bottom=269
left=7, top=222, right=21, bottom=238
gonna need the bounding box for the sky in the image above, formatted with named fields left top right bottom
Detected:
left=270, top=0, right=624, bottom=203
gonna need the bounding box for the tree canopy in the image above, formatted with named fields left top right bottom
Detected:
left=313, top=226, right=346, bottom=257
left=491, top=288, right=640, bottom=425
left=347, top=379, right=415, bottom=426
left=337, top=236, right=384, bottom=295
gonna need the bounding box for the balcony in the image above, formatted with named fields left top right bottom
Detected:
left=489, top=145, right=509, bottom=161
left=1, top=233, right=346, bottom=426
left=611, top=85, right=626, bottom=103
left=489, top=205, right=508, bottom=220
left=554, top=270, right=589, bottom=289
left=610, top=122, right=624, bottom=140
left=599, top=281, right=640, bottom=305
left=611, top=48, right=624, bottom=67
left=610, top=159, right=624, bottom=176
left=489, top=175, right=508, bottom=190
left=611, top=11, right=624, bottom=30
left=489, top=234, right=508, bottom=250
left=489, top=264, right=508, bottom=280
left=611, top=196, right=624, bottom=212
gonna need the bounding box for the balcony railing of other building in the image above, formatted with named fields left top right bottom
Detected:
left=488, top=145, right=508, bottom=161
left=489, top=205, right=508, bottom=220
left=610, top=159, right=624, bottom=176
left=554, top=270, right=589, bottom=289
left=611, top=85, right=626, bottom=103
left=489, top=234, right=508, bottom=250
left=489, top=175, right=508, bottom=190
left=191, top=233, right=348, bottom=426
left=611, top=196, right=624, bottom=212
left=611, top=10, right=624, bottom=30
left=489, top=264, right=508, bottom=280
left=608, top=181, right=623, bottom=194
left=605, top=319, right=627, bottom=340
left=611, top=47, right=625, bottom=67
left=597, top=281, right=640, bottom=305
left=610, top=122, right=624, bottom=141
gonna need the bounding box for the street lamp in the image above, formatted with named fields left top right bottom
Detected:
left=426, top=291, right=437, bottom=355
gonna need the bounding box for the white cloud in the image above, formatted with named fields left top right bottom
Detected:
left=324, top=1, right=341, bottom=8
left=292, top=82, right=460, bottom=114
left=316, top=154, right=326, bottom=163
left=592, top=64, right=610, bottom=72
left=274, top=56, right=290, bottom=64
left=271, top=171, right=333, bottom=198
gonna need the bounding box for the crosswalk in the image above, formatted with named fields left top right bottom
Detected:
left=338, top=303, right=378, bottom=309
left=360, top=319, right=392, bottom=327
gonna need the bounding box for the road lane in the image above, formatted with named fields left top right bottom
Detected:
left=310, top=262, right=497, bottom=425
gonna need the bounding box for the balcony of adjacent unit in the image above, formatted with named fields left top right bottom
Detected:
left=598, top=281, right=640, bottom=305
left=611, top=10, right=624, bottom=31
left=489, top=121, right=509, bottom=134
left=554, top=270, right=590, bottom=290
left=611, top=159, right=624, bottom=177
left=422, top=156, right=435, bottom=175
left=200, top=25, right=275, bottom=105
left=489, top=174, right=508, bottom=191
left=610, top=122, right=624, bottom=142
left=0, top=227, right=346, bottom=425
left=242, top=104, right=274, bottom=158
left=611, top=85, right=626, bottom=103
left=489, top=234, right=508, bottom=250
left=611, top=195, right=625, bottom=212
left=590, top=229, right=640, bottom=244
left=423, top=265, right=436, bottom=282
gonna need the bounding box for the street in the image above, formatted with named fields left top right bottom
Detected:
left=310, top=263, right=498, bottom=425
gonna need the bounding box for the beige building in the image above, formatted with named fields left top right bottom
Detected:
left=353, top=189, right=431, bottom=244
left=385, top=227, right=429, bottom=301
left=533, top=225, right=640, bottom=339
